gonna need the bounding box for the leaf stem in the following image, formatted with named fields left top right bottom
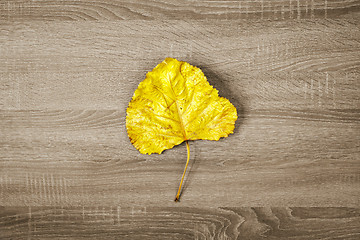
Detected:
left=174, top=140, right=190, bottom=202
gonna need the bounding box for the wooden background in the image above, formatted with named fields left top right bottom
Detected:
left=1, top=0, right=359, bottom=239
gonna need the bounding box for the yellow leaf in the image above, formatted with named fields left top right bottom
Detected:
left=126, top=58, right=237, bottom=201
left=126, top=58, right=237, bottom=154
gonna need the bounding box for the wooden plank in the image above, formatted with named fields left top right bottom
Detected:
left=0, top=207, right=359, bottom=239
left=1, top=109, right=359, bottom=206
left=0, top=20, right=359, bottom=110
left=1, top=71, right=359, bottom=110
left=1, top=20, right=359, bottom=74
left=0, top=0, right=359, bottom=21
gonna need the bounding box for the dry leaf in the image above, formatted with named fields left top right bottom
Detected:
left=126, top=57, right=237, bottom=201
left=126, top=58, right=237, bottom=154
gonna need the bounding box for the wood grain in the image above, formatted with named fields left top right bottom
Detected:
left=1, top=0, right=360, bottom=238
left=1, top=108, right=359, bottom=206
left=0, top=207, right=359, bottom=239
left=1, top=20, right=359, bottom=110
left=1, top=0, right=359, bottom=21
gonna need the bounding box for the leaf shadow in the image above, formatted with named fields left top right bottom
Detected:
left=179, top=65, right=248, bottom=200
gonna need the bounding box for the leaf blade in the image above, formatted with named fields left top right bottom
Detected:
left=126, top=58, right=237, bottom=154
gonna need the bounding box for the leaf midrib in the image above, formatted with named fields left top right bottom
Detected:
left=169, top=69, right=188, bottom=141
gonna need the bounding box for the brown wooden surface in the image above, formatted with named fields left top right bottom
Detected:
left=1, top=207, right=360, bottom=239
left=1, top=0, right=360, bottom=239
